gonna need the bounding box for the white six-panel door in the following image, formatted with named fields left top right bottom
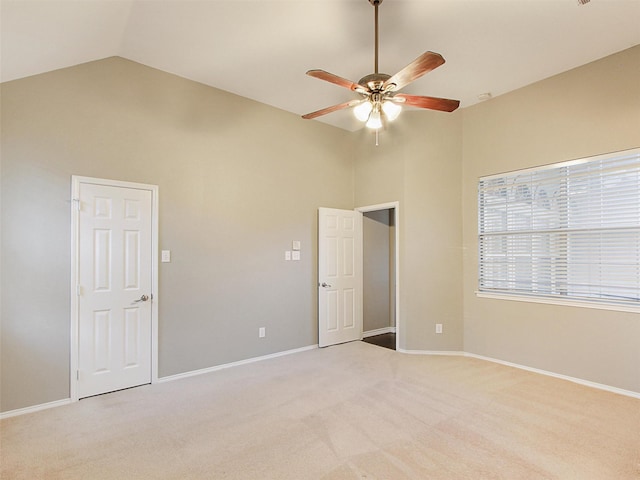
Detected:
left=77, top=182, right=153, bottom=398
left=318, top=208, right=363, bottom=347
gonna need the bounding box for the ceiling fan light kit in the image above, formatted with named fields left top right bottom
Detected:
left=302, top=0, right=460, bottom=141
left=353, top=101, right=373, bottom=121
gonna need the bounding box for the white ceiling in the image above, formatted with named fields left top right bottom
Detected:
left=2, top=0, right=639, bottom=131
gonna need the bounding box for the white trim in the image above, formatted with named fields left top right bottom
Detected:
left=362, top=326, right=396, bottom=338
left=476, top=291, right=640, bottom=314
left=463, top=352, right=640, bottom=400
left=479, top=147, right=640, bottom=181
left=150, top=185, right=159, bottom=385
left=398, top=349, right=640, bottom=399
left=0, top=398, right=72, bottom=420
left=397, top=349, right=465, bottom=356
left=356, top=201, right=400, bottom=352
left=356, top=201, right=399, bottom=213
left=70, top=176, right=159, bottom=402
left=5, top=344, right=639, bottom=418
left=3, top=346, right=318, bottom=418
left=70, top=182, right=79, bottom=402
left=156, top=345, right=318, bottom=384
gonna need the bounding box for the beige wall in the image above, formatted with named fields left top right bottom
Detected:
left=354, top=111, right=464, bottom=351
left=2, top=46, right=638, bottom=413
left=462, top=46, right=640, bottom=392
left=1, top=57, right=354, bottom=411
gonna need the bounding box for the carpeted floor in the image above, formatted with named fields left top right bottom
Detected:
left=2, top=342, right=639, bottom=479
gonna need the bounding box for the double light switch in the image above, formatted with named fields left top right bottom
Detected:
left=286, top=241, right=301, bottom=261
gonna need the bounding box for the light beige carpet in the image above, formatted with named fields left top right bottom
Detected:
left=2, top=342, right=639, bottom=479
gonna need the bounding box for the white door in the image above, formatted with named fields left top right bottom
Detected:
left=77, top=182, right=153, bottom=398
left=318, top=208, right=363, bottom=347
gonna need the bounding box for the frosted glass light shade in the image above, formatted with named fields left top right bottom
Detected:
left=353, top=101, right=373, bottom=121
left=366, top=110, right=382, bottom=129
left=382, top=100, right=401, bottom=121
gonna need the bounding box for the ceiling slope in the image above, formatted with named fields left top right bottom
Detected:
left=2, top=0, right=639, bottom=131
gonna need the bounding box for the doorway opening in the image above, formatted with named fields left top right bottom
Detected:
left=358, top=203, right=398, bottom=351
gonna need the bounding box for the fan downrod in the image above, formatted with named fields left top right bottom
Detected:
left=301, top=0, right=460, bottom=123
left=368, top=0, right=383, bottom=73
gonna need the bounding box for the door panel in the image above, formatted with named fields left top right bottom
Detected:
left=124, top=230, right=140, bottom=289
left=92, top=310, right=111, bottom=372
left=123, top=307, right=142, bottom=367
left=318, top=208, right=362, bottom=347
left=94, top=229, right=112, bottom=290
left=343, top=288, right=355, bottom=328
left=78, top=183, right=152, bottom=398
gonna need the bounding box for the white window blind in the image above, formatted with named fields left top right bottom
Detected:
left=478, top=148, right=640, bottom=307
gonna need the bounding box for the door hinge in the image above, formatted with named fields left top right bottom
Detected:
left=76, top=285, right=81, bottom=296
left=72, top=198, right=81, bottom=211
left=76, top=370, right=80, bottom=381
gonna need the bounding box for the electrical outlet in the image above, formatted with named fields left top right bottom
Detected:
left=259, top=327, right=266, bottom=338
left=435, top=323, right=443, bottom=334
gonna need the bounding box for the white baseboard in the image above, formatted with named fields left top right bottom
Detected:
left=156, top=344, right=318, bottom=384
left=362, top=327, right=396, bottom=338
left=0, top=398, right=72, bottom=420
left=397, top=348, right=639, bottom=399
left=397, top=349, right=465, bottom=356
left=463, top=352, right=640, bottom=400
left=4, top=343, right=638, bottom=418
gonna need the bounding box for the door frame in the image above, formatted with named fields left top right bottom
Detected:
left=70, top=176, right=159, bottom=402
left=356, top=201, right=400, bottom=351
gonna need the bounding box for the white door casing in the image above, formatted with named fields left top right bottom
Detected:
left=71, top=177, right=159, bottom=400
left=356, top=202, right=400, bottom=351
left=318, top=208, right=363, bottom=347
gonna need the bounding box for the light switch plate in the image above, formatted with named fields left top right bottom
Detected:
left=161, top=250, right=171, bottom=263
left=285, top=251, right=292, bottom=261
left=292, top=251, right=301, bottom=261
left=292, top=241, right=301, bottom=251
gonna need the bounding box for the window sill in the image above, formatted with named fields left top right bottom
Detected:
left=475, top=291, right=640, bottom=314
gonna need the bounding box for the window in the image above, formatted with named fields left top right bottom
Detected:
left=478, top=148, right=640, bottom=308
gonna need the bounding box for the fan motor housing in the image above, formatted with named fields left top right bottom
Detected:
left=358, top=73, right=392, bottom=92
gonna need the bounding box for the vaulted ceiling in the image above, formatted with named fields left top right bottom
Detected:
left=2, top=0, right=639, bottom=131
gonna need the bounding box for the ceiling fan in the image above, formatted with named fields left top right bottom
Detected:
left=302, top=0, right=459, bottom=131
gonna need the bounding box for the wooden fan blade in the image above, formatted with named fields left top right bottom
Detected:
left=306, top=70, right=366, bottom=93
left=395, top=94, right=460, bottom=112
left=383, top=51, right=445, bottom=92
left=302, top=100, right=361, bottom=120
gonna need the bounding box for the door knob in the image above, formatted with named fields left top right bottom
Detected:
left=320, top=282, right=332, bottom=288
left=134, top=294, right=149, bottom=303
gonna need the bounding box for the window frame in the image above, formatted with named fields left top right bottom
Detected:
left=476, top=148, right=640, bottom=313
